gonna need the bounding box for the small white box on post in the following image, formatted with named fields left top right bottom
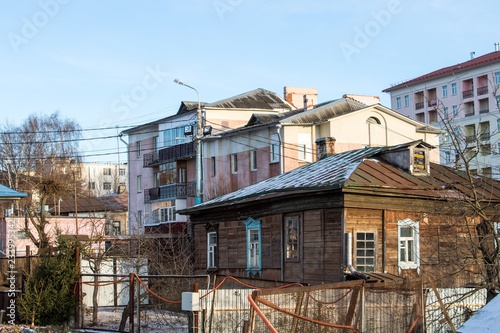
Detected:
left=182, top=292, right=200, bottom=311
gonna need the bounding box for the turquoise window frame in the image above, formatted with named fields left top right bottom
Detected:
left=244, top=217, right=262, bottom=276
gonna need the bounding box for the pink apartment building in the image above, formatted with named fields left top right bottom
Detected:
left=383, top=48, right=500, bottom=179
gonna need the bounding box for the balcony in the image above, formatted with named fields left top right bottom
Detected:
left=479, top=108, right=489, bottom=114
left=415, top=102, right=424, bottom=110
left=464, top=110, right=475, bottom=117
left=144, top=181, right=198, bottom=203
left=462, top=89, right=474, bottom=99
left=477, top=86, right=488, bottom=96
left=479, top=132, right=490, bottom=142
left=143, top=141, right=195, bottom=167
left=427, top=99, right=437, bottom=108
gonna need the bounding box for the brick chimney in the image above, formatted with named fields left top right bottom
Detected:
left=315, top=137, right=336, bottom=159
left=284, top=86, right=318, bottom=110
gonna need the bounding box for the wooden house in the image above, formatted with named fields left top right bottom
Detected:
left=179, top=140, right=500, bottom=287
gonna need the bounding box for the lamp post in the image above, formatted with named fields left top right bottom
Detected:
left=174, top=78, right=203, bottom=205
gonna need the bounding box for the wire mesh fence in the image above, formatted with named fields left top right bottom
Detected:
left=248, top=279, right=423, bottom=333
left=425, top=287, right=486, bottom=333
left=75, top=269, right=487, bottom=333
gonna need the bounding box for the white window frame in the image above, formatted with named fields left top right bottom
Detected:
left=396, top=97, right=402, bottom=109
left=207, top=231, right=217, bottom=269
left=442, top=85, right=448, bottom=98
left=298, top=132, right=312, bottom=162
left=444, top=151, right=451, bottom=164
left=398, top=218, right=420, bottom=271
left=137, top=175, right=142, bottom=193
left=250, top=150, right=257, bottom=171
left=103, top=168, right=112, bottom=176
left=136, top=141, right=141, bottom=158
left=244, top=217, right=262, bottom=275
left=451, top=83, right=457, bottom=95
left=285, top=216, right=300, bottom=261
left=231, top=153, right=238, bottom=174
left=270, top=133, right=280, bottom=163
left=103, top=182, right=112, bottom=190
left=137, top=210, right=142, bottom=225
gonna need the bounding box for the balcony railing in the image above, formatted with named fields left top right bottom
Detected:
left=143, top=141, right=195, bottom=167
left=477, top=86, right=488, bottom=96
left=415, top=102, right=424, bottom=110
left=479, top=132, right=490, bottom=141
left=427, top=99, right=437, bottom=107
left=462, top=89, right=474, bottom=99
left=144, top=181, right=199, bottom=203
left=465, top=136, right=476, bottom=144
left=479, top=108, right=489, bottom=114
left=464, top=110, right=475, bottom=117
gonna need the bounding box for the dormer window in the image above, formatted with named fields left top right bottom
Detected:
left=412, top=148, right=428, bottom=175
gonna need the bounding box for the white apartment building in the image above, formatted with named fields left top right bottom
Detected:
left=383, top=49, right=500, bottom=179
left=81, top=162, right=128, bottom=196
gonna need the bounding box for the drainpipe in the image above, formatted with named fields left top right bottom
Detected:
left=276, top=124, right=284, bottom=281
left=276, top=124, right=284, bottom=175
left=119, top=132, right=131, bottom=234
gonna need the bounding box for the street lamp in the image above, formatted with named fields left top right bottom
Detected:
left=174, top=78, right=203, bottom=205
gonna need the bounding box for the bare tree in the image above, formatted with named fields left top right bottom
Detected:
left=0, top=112, right=82, bottom=251
left=432, top=95, right=500, bottom=302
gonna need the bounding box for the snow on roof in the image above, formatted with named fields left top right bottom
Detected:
left=457, top=294, right=500, bottom=332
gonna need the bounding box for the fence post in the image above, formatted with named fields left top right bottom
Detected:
left=129, top=273, right=135, bottom=333
left=193, top=283, right=199, bottom=333
left=74, top=246, right=82, bottom=328
left=428, top=275, right=456, bottom=333
left=290, top=291, right=304, bottom=333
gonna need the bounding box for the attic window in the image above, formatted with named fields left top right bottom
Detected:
left=366, top=117, right=381, bottom=125
left=413, top=149, right=427, bottom=172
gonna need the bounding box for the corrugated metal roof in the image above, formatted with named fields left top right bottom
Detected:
left=207, top=88, right=294, bottom=110
left=0, top=184, right=28, bottom=199
left=181, top=142, right=500, bottom=213
left=187, top=147, right=384, bottom=209
left=384, top=51, right=500, bottom=92
left=57, top=191, right=128, bottom=214
left=283, top=98, right=367, bottom=124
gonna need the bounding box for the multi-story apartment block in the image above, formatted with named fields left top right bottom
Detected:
left=383, top=49, right=500, bottom=179
left=202, top=97, right=441, bottom=201
left=81, top=162, right=128, bottom=196
left=122, top=88, right=295, bottom=235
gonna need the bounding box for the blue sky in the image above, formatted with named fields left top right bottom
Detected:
left=1, top=0, right=499, bottom=162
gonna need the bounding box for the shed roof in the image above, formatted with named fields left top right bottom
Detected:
left=0, top=184, right=28, bottom=201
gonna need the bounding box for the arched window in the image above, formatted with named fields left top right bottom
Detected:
left=366, top=116, right=381, bottom=125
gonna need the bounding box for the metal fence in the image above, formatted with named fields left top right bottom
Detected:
left=425, top=287, right=486, bottom=333
left=247, top=279, right=423, bottom=333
